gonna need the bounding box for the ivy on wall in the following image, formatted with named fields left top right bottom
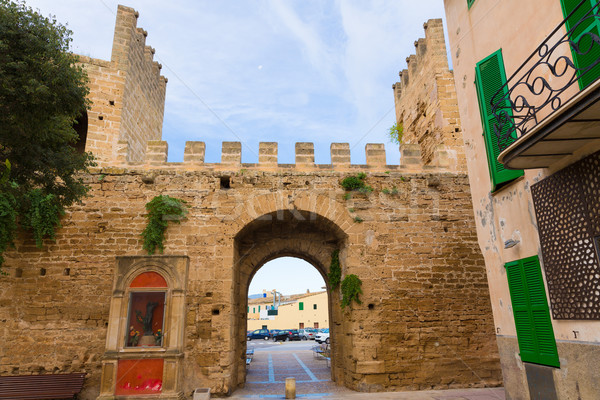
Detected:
left=341, top=274, right=363, bottom=309
left=141, top=195, right=188, bottom=255
left=328, top=249, right=341, bottom=289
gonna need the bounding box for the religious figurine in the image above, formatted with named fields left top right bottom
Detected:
left=135, top=301, right=159, bottom=346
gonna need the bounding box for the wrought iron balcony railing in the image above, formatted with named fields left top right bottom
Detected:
left=491, top=0, right=600, bottom=152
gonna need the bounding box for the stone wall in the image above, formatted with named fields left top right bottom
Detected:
left=79, top=6, right=167, bottom=165
left=393, top=19, right=466, bottom=171
left=1, top=143, right=501, bottom=398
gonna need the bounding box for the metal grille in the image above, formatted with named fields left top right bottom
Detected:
left=531, top=151, right=600, bottom=319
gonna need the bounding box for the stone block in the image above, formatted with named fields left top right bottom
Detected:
left=331, top=143, right=351, bottom=166
left=222, top=141, right=241, bottom=164
left=259, top=142, right=278, bottom=166
left=366, top=144, right=386, bottom=166
left=184, top=141, right=206, bottom=163
left=295, top=142, right=314, bottom=166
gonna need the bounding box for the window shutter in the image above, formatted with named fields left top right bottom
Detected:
left=561, top=0, right=600, bottom=89
left=299, top=302, right=304, bottom=311
left=475, top=50, right=524, bottom=191
left=505, top=256, right=560, bottom=367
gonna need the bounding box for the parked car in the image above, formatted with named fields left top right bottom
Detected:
left=247, top=329, right=270, bottom=340
left=315, top=329, right=330, bottom=344
left=288, top=329, right=301, bottom=341
left=272, top=330, right=290, bottom=341
left=272, top=329, right=301, bottom=341
left=299, top=328, right=317, bottom=340
left=269, top=329, right=281, bottom=338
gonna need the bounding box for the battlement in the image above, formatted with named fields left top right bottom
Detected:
left=391, top=19, right=465, bottom=172
left=79, top=5, right=167, bottom=166
left=113, top=140, right=459, bottom=172
left=392, top=19, right=448, bottom=100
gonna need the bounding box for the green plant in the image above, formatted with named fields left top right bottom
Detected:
left=343, top=193, right=352, bottom=201
left=98, top=174, right=106, bottom=181
left=341, top=274, right=363, bottom=308
left=382, top=187, right=399, bottom=195
left=141, top=195, right=188, bottom=255
left=328, top=250, right=341, bottom=290
left=21, top=189, right=64, bottom=248
left=353, top=216, right=363, bottom=223
left=348, top=208, right=355, bottom=213
left=341, top=173, right=372, bottom=193
left=388, top=122, right=404, bottom=145
left=0, top=189, right=17, bottom=272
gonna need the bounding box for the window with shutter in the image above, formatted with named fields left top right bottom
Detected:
left=475, top=50, right=524, bottom=192
left=561, top=0, right=600, bottom=89
left=505, top=255, right=560, bottom=367
left=299, top=302, right=304, bottom=311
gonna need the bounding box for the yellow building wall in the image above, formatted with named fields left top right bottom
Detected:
left=247, top=292, right=329, bottom=331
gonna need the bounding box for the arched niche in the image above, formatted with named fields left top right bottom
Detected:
left=98, top=255, right=189, bottom=400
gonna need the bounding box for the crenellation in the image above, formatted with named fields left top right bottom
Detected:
left=109, top=140, right=464, bottom=172
left=365, top=143, right=386, bottom=167
left=145, top=140, right=168, bottom=164
left=258, top=142, right=278, bottom=166
left=330, top=143, right=351, bottom=167
left=295, top=142, right=315, bottom=167
left=393, top=18, right=466, bottom=172
left=183, top=141, right=205, bottom=163
left=221, top=141, right=242, bottom=164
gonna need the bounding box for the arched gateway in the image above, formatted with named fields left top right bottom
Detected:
left=233, top=206, right=350, bottom=387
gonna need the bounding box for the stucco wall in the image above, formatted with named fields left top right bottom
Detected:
left=443, top=0, right=600, bottom=398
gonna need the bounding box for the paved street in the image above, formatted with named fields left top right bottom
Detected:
left=229, top=340, right=505, bottom=399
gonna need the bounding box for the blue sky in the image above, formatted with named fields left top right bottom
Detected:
left=25, top=0, right=449, bottom=165
left=24, top=0, right=449, bottom=294
left=248, top=257, right=326, bottom=296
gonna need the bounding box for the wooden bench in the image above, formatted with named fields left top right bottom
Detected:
left=0, top=373, right=86, bottom=400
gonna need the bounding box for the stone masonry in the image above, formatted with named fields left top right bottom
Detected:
left=79, top=5, right=166, bottom=165
left=393, top=19, right=466, bottom=172
left=0, top=8, right=501, bottom=400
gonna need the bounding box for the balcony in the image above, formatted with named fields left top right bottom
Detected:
left=493, top=0, right=600, bottom=170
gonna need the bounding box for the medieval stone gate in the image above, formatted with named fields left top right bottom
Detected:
left=0, top=6, right=502, bottom=399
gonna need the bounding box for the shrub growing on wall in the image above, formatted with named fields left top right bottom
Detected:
left=142, top=195, right=188, bottom=254
left=340, top=173, right=373, bottom=193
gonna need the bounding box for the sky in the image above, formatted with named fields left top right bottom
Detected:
left=22, top=0, right=450, bottom=294
left=23, top=0, right=450, bottom=165
left=248, top=257, right=326, bottom=296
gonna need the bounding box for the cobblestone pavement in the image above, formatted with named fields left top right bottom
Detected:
left=229, top=341, right=505, bottom=399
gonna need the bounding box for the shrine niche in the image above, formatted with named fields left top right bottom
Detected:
left=98, top=256, right=188, bottom=400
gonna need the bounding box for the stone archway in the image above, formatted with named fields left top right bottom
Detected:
left=231, top=208, right=349, bottom=389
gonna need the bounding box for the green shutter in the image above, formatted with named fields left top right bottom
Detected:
left=561, top=0, right=600, bottom=89
left=505, top=256, right=560, bottom=367
left=258, top=306, right=260, bottom=312
left=247, top=306, right=249, bottom=313
left=475, top=50, right=524, bottom=192
left=299, top=302, right=304, bottom=311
